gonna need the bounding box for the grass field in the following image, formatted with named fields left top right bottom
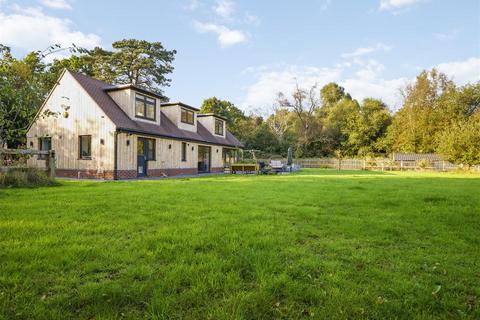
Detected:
left=0, top=169, right=479, bottom=319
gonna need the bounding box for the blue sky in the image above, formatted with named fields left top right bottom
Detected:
left=1, top=0, right=479, bottom=113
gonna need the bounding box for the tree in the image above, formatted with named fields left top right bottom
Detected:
left=109, top=39, right=176, bottom=99
left=266, top=107, right=294, bottom=144
left=345, top=98, right=392, bottom=156
left=386, top=69, right=455, bottom=153
left=199, top=97, right=246, bottom=136
left=0, top=46, right=53, bottom=147
left=48, top=40, right=176, bottom=100
left=437, top=114, right=480, bottom=167
left=277, top=83, right=323, bottom=155
left=320, top=82, right=351, bottom=109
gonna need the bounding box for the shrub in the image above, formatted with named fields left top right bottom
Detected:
left=0, top=168, right=58, bottom=188
left=417, top=159, right=432, bottom=170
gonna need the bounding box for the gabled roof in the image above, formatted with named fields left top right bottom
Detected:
left=161, top=102, right=199, bottom=111
left=197, top=113, right=228, bottom=121
left=392, top=153, right=443, bottom=161
left=104, top=84, right=165, bottom=100
left=69, top=71, right=243, bottom=148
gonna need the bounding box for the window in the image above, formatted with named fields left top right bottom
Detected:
left=135, top=93, right=156, bottom=121
left=79, top=135, right=92, bottom=159
left=38, top=137, right=51, bottom=160
left=181, top=108, right=194, bottom=125
left=181, top=142, right=187, bottom=161
left=146, top=139, right=155, bottom=160
left=138, top=138, right=156, bottom=160
left=215, top=119, right=224, bottom=135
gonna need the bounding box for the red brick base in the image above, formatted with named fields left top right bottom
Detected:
left=115, top=170, right=137, bottom=179
left=147, top=168, right=198, bottom=177
left=56, top=169, right=115, bottom=180
left=56, top=167, right=203, bottom=180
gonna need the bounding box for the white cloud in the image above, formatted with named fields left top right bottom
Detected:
left=239, top=60, right=399, bottom=112
left=379, top=0, right=421, bottom=12
left=213, top=0, right=234, bottom=18
left=341, top=43, right=392, bottom=58
left=436, top=57, right=480, bottom=85
left=0, top=5, right=101, bottom=58
left=434, top=28, right=461, bottom=41
left=194, top=21, right=248, bottom=47
left=240, top=56, right=480, bottom=114
left=39, top=0, right=72, bottom=10
left=241, top=65, right=343, bottom=113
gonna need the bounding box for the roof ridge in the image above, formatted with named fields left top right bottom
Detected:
left=68, top=69, right=243, bottom=148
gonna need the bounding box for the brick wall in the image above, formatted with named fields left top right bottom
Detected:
left=56, top=168, right=202, bottom=180
left=115, top=170, right=137, bottom=179
left=147, top=168, right=198, bottom=177
left=56, top=169, right=115, bottom=180
left=211, top=167, right=224, bottom=173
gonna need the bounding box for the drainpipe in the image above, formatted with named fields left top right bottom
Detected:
left=113, top=130, right=118, bottom=180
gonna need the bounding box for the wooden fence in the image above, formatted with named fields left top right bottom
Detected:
left=0, top=149, right=56, bottom=178
left=258, top=158, right=479, bottom=172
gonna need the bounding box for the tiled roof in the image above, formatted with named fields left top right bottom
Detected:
left=392, top=153, right=443, bottom=161
left=70, top=71, right=243, bottom=148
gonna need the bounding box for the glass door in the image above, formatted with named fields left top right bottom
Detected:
left=137, top=138, right=147, bottom=177
left=198, top=146, right=211, bottom=173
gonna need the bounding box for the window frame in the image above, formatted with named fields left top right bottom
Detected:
left=37, top=137, right=51, bottom=160
left=79, top=135, right=92, bottom=160
left=214, top=118, right=224, bottom=135
left=181, top=142, right=187, bottom=162
left=135, top=93, right=156, bottom=121
left=180, top=108, right=195, bottom=125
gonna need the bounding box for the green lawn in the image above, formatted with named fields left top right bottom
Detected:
left=0, top=169, right=479, bottom=319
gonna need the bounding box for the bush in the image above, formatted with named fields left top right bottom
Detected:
left=417, top=159, right=433, bottom=170
left=0, top=168, right=58, bottom=188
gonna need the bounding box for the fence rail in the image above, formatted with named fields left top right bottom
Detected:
left=257, top=158, right=479, bottom=172
left=0, top=149, right=56, bottom=177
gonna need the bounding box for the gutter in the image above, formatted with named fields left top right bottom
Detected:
left=116, top=127, right=242, bottom=148
left=113, top=130, right=118, bottom=180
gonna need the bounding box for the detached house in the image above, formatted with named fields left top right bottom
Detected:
left=27, top=70, right=243, bottom=179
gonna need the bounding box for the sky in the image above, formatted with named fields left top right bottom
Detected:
left=0, top=0, right=479, bottom=114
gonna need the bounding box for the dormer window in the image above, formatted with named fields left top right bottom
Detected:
left=215, top=119, right=224, bottom=135
left=135, top=93, right=156, bottom=121
left=181, top=108, right=194, bottom=125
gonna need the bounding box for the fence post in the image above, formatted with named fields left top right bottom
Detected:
left=48, top=150, right=56, bottom=178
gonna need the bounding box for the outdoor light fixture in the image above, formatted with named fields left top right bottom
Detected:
left=169, top=144, right=172, bottom=149
left=192, top=146, right=194, bottom=151
left=100, top=139, right=105, bottom=145
left=126, top=140, right=130, bottom=146
left=29, top=141, right=33, bottom=147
